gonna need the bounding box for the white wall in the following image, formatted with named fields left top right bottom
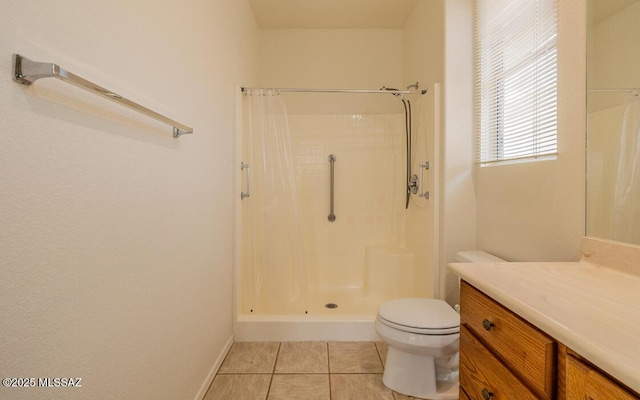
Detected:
left=441, top=0, right=476, bottom=304
left=0, top=1, right=257, bottom=399
left=474, top=1, right=586, bottom=262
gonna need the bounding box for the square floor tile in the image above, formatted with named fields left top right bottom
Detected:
left=275, top=342, right=328, bottom=373
left=203, top=374, right=271, bottom=400
left=330, top=374, right=394, bottom=400
left=268, top=374, right=330, bottom=400
left=328, top=342, right=383, bottom=373
left=218, top=342, right=280, bottom=374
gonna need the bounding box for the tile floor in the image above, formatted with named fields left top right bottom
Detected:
left=203, top=341, right=420, bottom=400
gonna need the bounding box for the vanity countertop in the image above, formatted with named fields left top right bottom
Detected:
left=448, top=260, right=640, bottom=394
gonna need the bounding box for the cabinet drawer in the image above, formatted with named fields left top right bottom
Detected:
left=460, top=325, right=538, bottom=400
left=567, top=355, right=640, bottom=399
left=460, top=281, right=556, bottom=399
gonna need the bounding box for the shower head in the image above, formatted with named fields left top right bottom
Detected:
left=406, top=82, right=419, bottom=90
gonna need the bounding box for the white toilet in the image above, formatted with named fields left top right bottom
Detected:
left=375, top=250, right=506, bottom=399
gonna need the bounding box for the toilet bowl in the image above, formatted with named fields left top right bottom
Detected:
left=375, top=250, right=506, bottom=400
left=375, top=298, right=460, bottom=399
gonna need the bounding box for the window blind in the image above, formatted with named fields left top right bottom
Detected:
left=474, top=0, right=558, bottom=164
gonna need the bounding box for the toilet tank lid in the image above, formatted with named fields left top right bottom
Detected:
left=455, top=250, right=506, bottom=263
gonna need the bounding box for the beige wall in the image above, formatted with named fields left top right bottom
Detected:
left=590, top=1, right=640, bottom=90
left=0, top=1, right=257, bottom=399
left=404, top=0, right=445, bottom=88
left=474, top=1, right=586, bottom=262
left=257, top=29, right=404, bottom=90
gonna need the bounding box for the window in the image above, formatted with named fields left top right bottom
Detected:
left=474, top=0, right=558, bottom=164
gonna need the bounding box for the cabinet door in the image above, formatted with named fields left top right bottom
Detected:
left=567, top=355, right=639, bottom=399
left=460, top=325, right=538, bottom=400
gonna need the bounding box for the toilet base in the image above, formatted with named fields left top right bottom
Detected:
left=382, top=347, right=459, bottom=400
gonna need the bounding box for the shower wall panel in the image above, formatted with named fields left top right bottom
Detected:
left=288, top=113, right=406, bottom=293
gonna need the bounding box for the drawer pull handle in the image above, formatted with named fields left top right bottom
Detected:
left=482, top=319, right=494, bottom=331
left=481, top=388, right=493, bottom=400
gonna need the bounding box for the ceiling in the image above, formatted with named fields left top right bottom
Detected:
left=590, top=0, right=639, bottom=24
left=248, top=0, right=419, bottom=29
left=250, top=1, right=639, bottom=29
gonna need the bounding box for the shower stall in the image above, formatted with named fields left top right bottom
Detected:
left=234, top=84, right=440, bottom=341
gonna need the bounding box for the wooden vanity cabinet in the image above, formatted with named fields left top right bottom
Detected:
left=459, top=280, right=640, bottom=400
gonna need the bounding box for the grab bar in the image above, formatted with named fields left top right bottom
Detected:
left=328, top=154, right=336, bottom=222
left=12, top=54, right=193, bottom=138
left=240, top=162, right=251, bottom=200
left=419, top=162, right=430, bottom=199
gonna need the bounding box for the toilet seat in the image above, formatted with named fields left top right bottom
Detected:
left=377, top=298, right=460, bottom=335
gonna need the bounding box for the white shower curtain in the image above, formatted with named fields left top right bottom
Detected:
left=611, top=93, right=640, bottom=245
left=242, top=89, right=307, bottom=313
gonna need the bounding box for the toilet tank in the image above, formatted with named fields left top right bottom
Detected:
left=454, top=250, right=506, bottom=263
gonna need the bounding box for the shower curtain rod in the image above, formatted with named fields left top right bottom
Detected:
left=588, top=88, right=640, bottom=93
left=241, top=87, right=428, bottom=95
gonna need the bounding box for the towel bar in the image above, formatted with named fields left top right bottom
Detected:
left=12, top=54, right=193, bottom=138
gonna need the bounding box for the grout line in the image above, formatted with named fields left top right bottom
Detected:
left=216, top=372, right=274, bottom=375
left=374, top=342, right=385, bottom=367
left=264, top=342, right=281, bottom=400
left=326, top=342, right=332, bottom=399
left=272, top=342, right=281, bottom=374
left=327, top=341, right=332, bottom=374
left=328, top=372, right=385, bottom=375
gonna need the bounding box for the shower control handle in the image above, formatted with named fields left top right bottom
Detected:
left=409, top=174, right=419, bottom=195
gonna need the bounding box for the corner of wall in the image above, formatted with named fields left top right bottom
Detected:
left=194, top=335, right=234, bottom=400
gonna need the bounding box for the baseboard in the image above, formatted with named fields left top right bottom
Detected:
left=234, top=315, right=378, bottom=341
left=193, top=334, right=234, bottom=400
